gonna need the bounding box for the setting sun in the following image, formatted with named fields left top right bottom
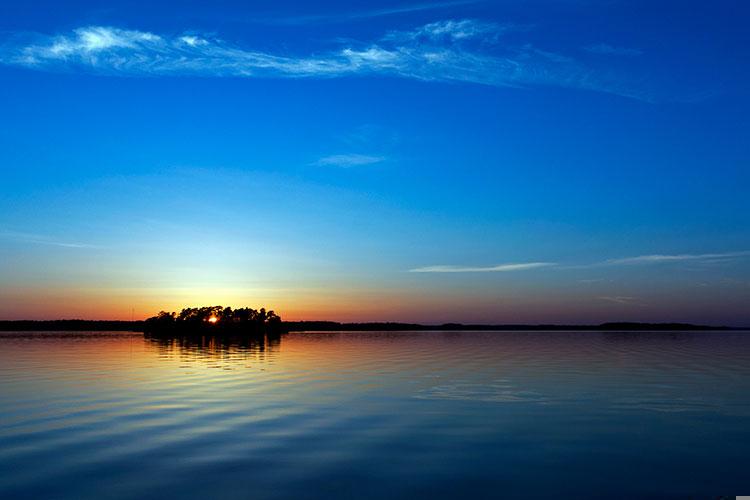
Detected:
left=208, top=316, right=218, bottom=324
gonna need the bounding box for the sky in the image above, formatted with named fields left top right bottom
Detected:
left=1, top=0, right=749, bottom=325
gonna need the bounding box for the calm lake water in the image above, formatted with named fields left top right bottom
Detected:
left=1, top=330, right=749, bottom=499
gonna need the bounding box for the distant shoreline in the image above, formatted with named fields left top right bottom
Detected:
left=0, top=320, right=743, bottom=332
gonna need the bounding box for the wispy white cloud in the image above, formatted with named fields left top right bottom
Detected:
left=0, top=22, right=650, bottom=100
left=258, top=1, right=482, bottom=25
left=312, top=154, right=386, bottom=167
left=598, top=296, right=637, bottom=305
left=583, top=43, right=642, bottom=57
left=409, top=262, right=554, bottom=273
left=0, top=230, right=101, bottom=249
left=384, top=19, right=508, bottom=42
left=605, top=251, right=750, bottom=265
left=410, top=250, right=750, bottom=275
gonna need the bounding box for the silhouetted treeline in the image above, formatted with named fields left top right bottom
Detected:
left=143, top=306, right=282, bottom=336
left=0, top=319, right=736, bottom=332
left=0, top=320, right=144, bottom=331
left=282, top=321, right=735, bottom=332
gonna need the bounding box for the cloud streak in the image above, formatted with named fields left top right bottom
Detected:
left=583, top=43, right=642, bottom=57
left=605, top=251, right=750, bottom=265
left=0, top=22, right=649, bottom=99
left=313, top=154, right=386, bottom=167
left=598, top=296, right=637, bottom=305
left=384, top=19, right=509, bottom=42
left=409, top=262, right=554, bottom=273
left=258, top=1, right=481, bottom=25
left=410, top=250, right=750, bottom=275
left=0, top=230, right=101, bottom=249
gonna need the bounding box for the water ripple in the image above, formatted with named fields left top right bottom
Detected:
left=1, top=330, right=750, bottom=499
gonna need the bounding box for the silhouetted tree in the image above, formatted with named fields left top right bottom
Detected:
left=144, top=305, right=284, bottom=337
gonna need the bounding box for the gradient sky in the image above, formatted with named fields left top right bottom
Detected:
left=1, top=0, right=749, bottom=325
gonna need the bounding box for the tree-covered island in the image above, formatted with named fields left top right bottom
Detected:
left=144, top=306, right=283, bottom=336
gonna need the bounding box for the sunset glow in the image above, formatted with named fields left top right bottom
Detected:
left=0, top=1, right=748, bottom=326
left=1, top=2, right=749, bottom=498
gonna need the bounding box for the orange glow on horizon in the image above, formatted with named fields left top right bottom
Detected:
left=0, top=284, right=717, bottom=325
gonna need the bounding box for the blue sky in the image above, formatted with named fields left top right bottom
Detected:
left=1, top=0, right=749, bottom=324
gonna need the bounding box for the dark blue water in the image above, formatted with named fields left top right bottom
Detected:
left=1, top=330, right=749, bottom=499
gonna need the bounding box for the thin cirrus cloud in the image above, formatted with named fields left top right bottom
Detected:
left=0, top=21, right=649, bottom=100
left=598, top=296, right=637, bottom=305
left=410, top=251, right=750, bottom=274
left=312, top=154, right=386, bottom=167
left=409, top=262, right=555, bottom=273
left=604, top=251, right=750, bottom=265
left=257, top=0, right=482, bottom=25
left=583, top=43, right=642, bottom=57
left=383, top=18, right=509, bottom=42
left=0, top=230, right=101, bottom=249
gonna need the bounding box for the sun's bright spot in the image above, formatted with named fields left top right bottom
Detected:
left=208, top=316, right=218, bottom=323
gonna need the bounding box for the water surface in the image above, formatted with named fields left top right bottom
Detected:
left=1, top=330, right=749, bottom=498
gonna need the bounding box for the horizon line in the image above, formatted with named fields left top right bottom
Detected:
left=0, top=318, right=744, bottom=330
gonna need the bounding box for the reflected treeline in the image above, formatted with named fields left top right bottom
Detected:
left=599, top=331, right=688, bottom=342
left=145, top=331, right=282, bottom=362
left=143, top=306, right=285, bottom=365
left=0, top=318, right=734, bottom=332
